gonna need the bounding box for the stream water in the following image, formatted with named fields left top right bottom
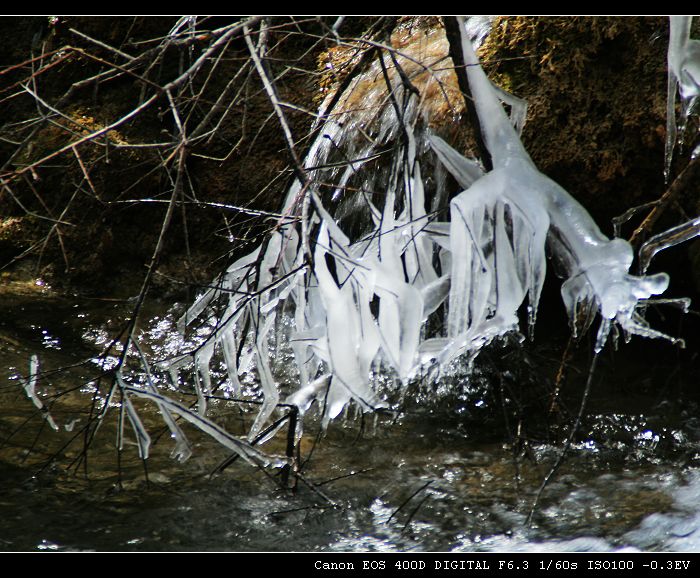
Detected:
left=2, top=277, right=700, bottom=552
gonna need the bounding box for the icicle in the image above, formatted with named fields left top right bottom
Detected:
left=371, top=181, right=424, bottom=381
left=123, top=396, right=151, bottom=460
left=115, top=373, right=151, bottom=459
left=321, top=379, right=354, bottom=428
left=666, top=16, right=700, bottom=181
left=284, top=374, right=331, bottom=415
left=314, top=220, right=384, bottom=417
left=220, top=328, right=242, bottom=397
left=420, top=275, right=451, bottom=320
left=429, top=134, right=485, bottom=188
left=22, top=354, right=58, bottom=431
left=156, top=353, right=191, bottom=388
left=401, top=161, right=439, bottom=289
left=495, top=84, right=529, bottom=137
left=176, top=246, right=260, bottom=332
left=193, top=342, right=215, bottom=416
left=132, top=343, right=193, bottom=462
left=248, top=329, right=279, bottom=440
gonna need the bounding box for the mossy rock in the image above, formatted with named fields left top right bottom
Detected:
left=480, top=16, right=672, bottom=228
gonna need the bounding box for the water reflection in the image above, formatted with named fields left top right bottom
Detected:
left=1, top=285, right=700, bottom=551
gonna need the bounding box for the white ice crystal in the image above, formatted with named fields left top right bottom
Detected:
left=169, top=16, right=678, bottom=450
left=22, top=354, right=58, bottom=432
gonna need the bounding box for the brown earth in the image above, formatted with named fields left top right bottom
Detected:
left=0, top=16, right=346, bottom=296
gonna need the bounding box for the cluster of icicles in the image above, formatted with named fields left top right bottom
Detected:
left=111, top=17, right=698, bottom=467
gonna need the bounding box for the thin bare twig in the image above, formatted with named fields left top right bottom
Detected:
left=243, top=20, right=307, bottom=185
left=629, top=156, right=700, bottom=246
left=527, top=351, right=601, bottom=525
left=69, top=27, right=136, bottom=61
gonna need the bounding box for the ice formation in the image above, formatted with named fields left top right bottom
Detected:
left=120, top=17, right=680, bottom=460
left=666, top=16, right=700, bottom=180
left=446, top=17, right=673, bottom=353
left=22, top=354, right=58, bottom=431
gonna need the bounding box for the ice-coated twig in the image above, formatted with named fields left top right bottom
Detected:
left=639, top=215, right=700, bottom=274
left=124, top=386, right=286, bottom=468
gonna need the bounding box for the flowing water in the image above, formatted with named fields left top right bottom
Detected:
left=2, top=277, right=700, bottom=552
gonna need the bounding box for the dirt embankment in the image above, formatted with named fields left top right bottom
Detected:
left=0, top=16, right=342, bottom=296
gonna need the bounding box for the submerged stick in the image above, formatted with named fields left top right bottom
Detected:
left=526, top=346, right=602, bottom=526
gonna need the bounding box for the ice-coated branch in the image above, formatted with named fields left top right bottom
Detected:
left=445, top=16, right=673, bottom=352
